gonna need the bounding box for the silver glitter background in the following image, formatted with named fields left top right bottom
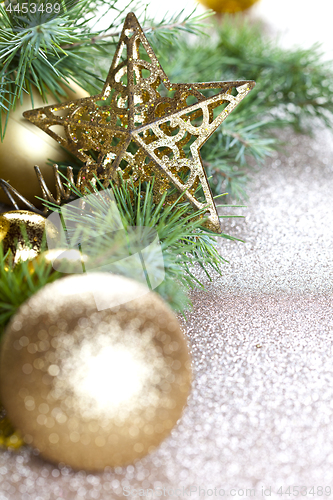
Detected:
left=0, top=127, right=333, bottom=499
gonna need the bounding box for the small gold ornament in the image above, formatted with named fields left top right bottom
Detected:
left=0, top=404, right=24, bottom=450
left=0, top=81, right=89, bottom=207
left=0, top=210, right=56, bottom=264
left=0, top=273, right=192, bottom=471
left=23, top=12, right=255, bottom=233
left=197, top=0, right=260, bottom=13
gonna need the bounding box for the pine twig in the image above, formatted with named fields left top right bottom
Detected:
left=60, top=20, right=192, bottom=49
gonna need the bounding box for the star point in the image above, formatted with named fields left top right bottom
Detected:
left=23, top=12, right=255, bottom=233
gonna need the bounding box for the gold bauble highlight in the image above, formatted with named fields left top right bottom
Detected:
left=0, top=273, right=192, bottom=471
left=197, top=0, right=260, bottom=13
left=0, top=82, right=89, bottom=207
left=28, top=248, right=89, bottom=275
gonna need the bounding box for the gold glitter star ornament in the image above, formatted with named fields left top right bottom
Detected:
left=23, top=13, right=255, bottom=233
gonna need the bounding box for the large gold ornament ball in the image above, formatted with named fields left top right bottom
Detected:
left=0, top=273, right=192, bottom=471
left=0, top=82, right=89, bottom=207
left=0, top=210, right=52, bottom=264
left=197, top=0, right=260, bottom=13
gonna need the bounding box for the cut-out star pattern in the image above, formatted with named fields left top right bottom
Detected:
left=23, top=12, right=255, bottom=233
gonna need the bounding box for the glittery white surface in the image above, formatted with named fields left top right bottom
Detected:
left=1, top=127, right=333, bottom=499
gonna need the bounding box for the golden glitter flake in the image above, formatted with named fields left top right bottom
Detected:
left=23, top=12, right=255, bottom=233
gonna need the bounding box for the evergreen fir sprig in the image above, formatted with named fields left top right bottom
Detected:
left=0, top=0, right=209, bottom=138
left=3, top=8, right=331, bottom=203
left=0, top=246, right=62, bottom=336
left=42, top=174, right=240, bottom=311
left=142, top=9, right=213, bottom=47
left=0, top=173, right=239, bottom=333
left=158, top=16, right=333, bottom=198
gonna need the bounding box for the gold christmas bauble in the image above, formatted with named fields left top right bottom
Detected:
left=196, top=0, right=260, bottom=13
left=0, top=82, right=89, bottom=207
left=0, top=210, right=57, bottom=264
left=0, top=273, right=192, bottom=471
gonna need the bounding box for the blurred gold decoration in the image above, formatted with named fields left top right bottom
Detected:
left=23, top=12, right=255, bottom=233
left=0, top=404, right=24, bottom=450
left=28, top=248, right=89, bottom=275
left=0, top=273, right=192, bottom=471
left=0, top=210, right=57, bottom=265
left=0, top=82, right=89, bottom=207
left=197, top=0, right=260, bottom=12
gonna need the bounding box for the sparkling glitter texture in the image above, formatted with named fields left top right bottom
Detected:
left=0, top=127, right=332, bottom=497
left=0, top=273, right=191, bottom=471
left=23, top=12, right=255, bottom=232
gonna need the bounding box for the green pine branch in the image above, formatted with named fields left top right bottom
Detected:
left=0, top=0, right=210, bottom=138
left=41, top=173, right=240, bottom=311
left=0, top=174, right=241, bottom=336
left=2, top=7, right=333, bottom=203
left=0, top=246, right=62, bottom=336
left=156, top=16, right=333, bottom=199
